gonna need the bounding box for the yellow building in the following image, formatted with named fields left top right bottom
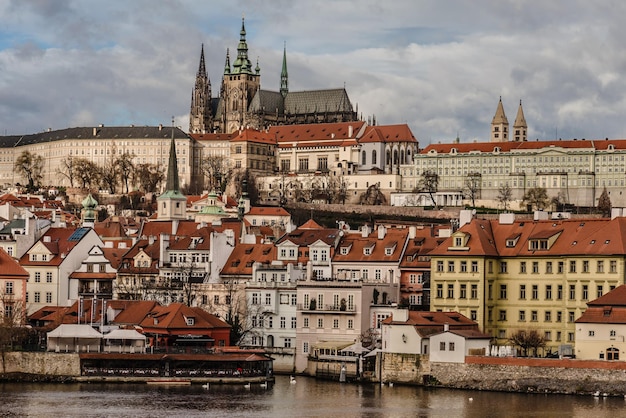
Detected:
left=429, top=213, right=626, bottom=353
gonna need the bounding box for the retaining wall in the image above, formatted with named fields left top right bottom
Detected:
left=2, top=352, right=81, bottom=376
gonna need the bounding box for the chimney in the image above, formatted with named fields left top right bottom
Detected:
left=409, top=226, right=416, bottom=239
left=377, top=225, right=386, bottom=240
left=444, top=323, right=449, bottom=332
left=348, top=125, right=353, bottom=138
left=93, top=127, right=97, bottom=136
left=361, top=225, right=370, bottom=238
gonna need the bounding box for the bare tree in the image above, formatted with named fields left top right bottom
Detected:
left=416, top=170, right=439, bottom=208
left=116, top=152, right=136, bottom=194
left=496, top=184, right=513, bottom=211
left=523, top=187, right=549, bottom=211
left=509, top=329, right=546, bottom=357
left=134, top=163, right=165, bottom=193
left=100, top=149, right=120, bottom=194
left=464, top=173, right=481, bottom=207
left=0, top=291, right=29, bottom=371
left=359, top=183, right=387, bottom=205
left=57, top=156, right=78, bottom=188
left=201, top=155, right=232, bottom=193
left=231, top=169, right=259, bottom=204
left=74, top=158, right=101, bottom=189
left=14, top=151, right=43, bottom=191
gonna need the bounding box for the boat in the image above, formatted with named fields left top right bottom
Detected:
left=146, top=378, right=192, bottom=386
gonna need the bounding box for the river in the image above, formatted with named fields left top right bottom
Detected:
left=1, top=375, right=624, bottom=417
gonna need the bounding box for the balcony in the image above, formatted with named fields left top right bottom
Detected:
left=297, top=303, right=357, bottom=314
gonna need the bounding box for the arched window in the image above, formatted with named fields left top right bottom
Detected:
left=400, top=150, right=405, bottom=165
left=372, top=150, right=377, bottom=165
left=362, top=150, right=367, bottom=165
left=393, top=150, right=399, bottom=165
left=607, top=347, right=619, bottom=360
left=386, top=150, right=391, bottom=165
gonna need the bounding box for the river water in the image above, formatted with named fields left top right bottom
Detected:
left=1, top=375, right=624, bottom=417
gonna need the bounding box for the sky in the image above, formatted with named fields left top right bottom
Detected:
left=1, top=0, right=626, bottom=145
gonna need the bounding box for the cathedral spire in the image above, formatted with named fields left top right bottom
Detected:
left=224, top=48, right=231, bottom=75
left=157, top=118, right=187, bottom=220
left=513, top=99, right=527, bottom=142
left=280, top=42, right=288, bottom=98
left=198, top=43, right=206, bottom=76
left=189, top=44, right=212, bottom=133
left=233, top=16, right=252, bottom=74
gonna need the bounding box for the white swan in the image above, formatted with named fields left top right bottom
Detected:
left=202, top=383, right=210, bottom=389
left=244, top=382, right=251, bottom=389
left=260, top=382, right=268, bottom=389
left=290, top=376, right=296, bottom=384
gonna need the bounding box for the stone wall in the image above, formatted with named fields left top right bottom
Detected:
left=291, top=203, right=461, bottom=221
left=430, top=356, right=626, bottom=395
left=381, top=352, right=429, bottom=384
left=2, top=352, right=81, bottom=376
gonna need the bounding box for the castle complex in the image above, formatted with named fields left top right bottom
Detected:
left=189, top=18, right=358, bottom=135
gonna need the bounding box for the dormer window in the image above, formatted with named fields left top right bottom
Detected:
left=41, top=254, right=48, bottom=261
left=341, top=247, right=349, bottom=255
left=186, top=317, right=195, bottom=326
left=528, top=239, right=549, bottom=250
left=454, top=237, right=463, bottom=247
left=30, top=254, right=37, bottom=261
left=364, top=247, right=371, bottom=255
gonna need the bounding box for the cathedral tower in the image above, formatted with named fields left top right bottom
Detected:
left=491, top=97, right=509, bottom=142
left=513, top=100, right=527, bottom=142
left=280, top=43, right=288, bottom=98
left=189, top=44, right=213, bottom=134
left=220, top=17, right=261, bottom=133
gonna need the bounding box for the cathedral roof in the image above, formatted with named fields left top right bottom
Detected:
left=248, top=89, right=284, bottom=114
left=284, top=88, right=354, bottom=114
left=358, top=124, right=418, bottom=144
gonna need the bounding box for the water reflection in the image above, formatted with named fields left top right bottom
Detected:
left=0, top=376, right=624, bottom=418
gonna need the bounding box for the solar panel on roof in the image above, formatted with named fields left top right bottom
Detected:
left=68, top=227, right=90, bottom=241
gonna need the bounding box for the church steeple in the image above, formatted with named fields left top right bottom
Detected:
left=513, top=99, right=527, bottom=142
left=189, top=44, right=213, bottom=134
left=157, top=118, right=187, bottom=220
left=490, top=96, right=509, bottom=142
left=223, top=48, right=231, bottom=75
left=280, top=42, right=288, bottom=98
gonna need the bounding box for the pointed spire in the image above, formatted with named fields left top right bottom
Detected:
left=513, top=99, right=528, bottom=142
left=224, top=48, right=231, bottom=75
left=492, top=96, right=508, bottom=125
left=255, top=57, right=260, bottom=75
left=280, top=42, right=289, bottom=98
left=233, top=16, right=252, bottom=74
left=198, top=43, right=206, bottom=76
left=165, top=117, right=180, bottom=192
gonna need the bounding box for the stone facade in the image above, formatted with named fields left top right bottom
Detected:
left=1, top=352, right=81, bottom=376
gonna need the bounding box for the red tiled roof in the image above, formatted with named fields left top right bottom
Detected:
left=138, top=303, right=230, bottom=333
left=269, top=121, right=365, bottom=144
left=230, top=128, right=276, bottom=145
left=358, top=124, right=417, bottom=144
left=0, top=247, right=28, bottom=278
left=333, top=228, right=409, bottom=263
left=246, top=206, right=290, bottom=217
left=221, top=243, right=276, bottom=276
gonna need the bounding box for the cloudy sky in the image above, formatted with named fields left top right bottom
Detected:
left=1, top=0, right=625, bottom=145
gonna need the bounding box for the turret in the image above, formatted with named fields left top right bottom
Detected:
left=490, top=97, right=509, bottom=142
left=513, top=100, right=527, bottom=142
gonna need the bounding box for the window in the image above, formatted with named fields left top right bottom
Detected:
left=317, top=318, right=323, bottom=328
left=519, top=310, right=526, bottom=321
left=447, top=261, right=454, bottom=272
left=545, top=311, right=552, bottom=322
left=557, top=285, right=563, bottom=300
left=471, top=261, right=478, bottom=272
left=333, top=319, right=339, bottom=329
left=280, top=317, right=286, bottom=329
left=588, top=330, right=595, bottom=337
left=544, top=331, right=552, bottom=341
left=546, top=285, right=552, bottom=300
left=214, top=295, right=220, bottom=305
left=298, top=158, right=309, bottom=171
left=45, top=292, right=52, bottom=304
left=520, top=262, right=527, bottom=273
left=558, top=261, right=564, bottom=273
left=568, top=332, right=574, bottom=342
left=500, top=261, right=508, bottom=273
left=268, top=317, right=273, bottom=328
left=449, top=342, right=455, bottom=351
left=34, top=272, right=41, bottom=283
left=568, top=311, right=575, bottom=322
left=303, top=342, right=309, bottom=354
left=556, top=311, right=562, bottom=322
left=186, top=317, right=195, bottom=326
left=569, top=285, right=575, bottom=300
left=34, top=292, right=40, bottom=303
left=569, top=260, right=576, bottom=273
left=597, top=285, right=603, bottom=298
left=265, top=293, right=272, bottom=305
left=447, top=284, right=454, bottom=298
left=5, top=282, right=13, bottom=295
left=439, top=342, right=446, bottom=351
left=284, top=338, right=292, bottom=348
left=46, top=272, right=52, bottom=283
left=471, top=284, right=478, bottom=299
left=437, top=261, right=444, bottom=272
left=582, top=284, right=588, bottom=300
left=347, top=319, right=353, bottom=329
left=532, top=285, right=538, bottom=300
left=532, top=262, right=539, bottom=273
left=610, top=330, right=617, bottom=337
left=460, top=261, right=467, bottom=272
left=546, top=261, right=553, bottom=274
left=252, top=293, right=259, bottom=305
left=499, top=310, right=507, bottom=321
left=470, top=310, right=477, bottom=320
left=582, top=260, right=589, bottom=273
left=531, top=310, right=538, bottom=321
left=610, top=260, right=617, bottom=273
left=519, top=284, right=526, bottom=299
left=460, top=284, right=467, bottom=299
left=436, top=284, right=443, bottom=298
left=303, top=317, right=309, bottom=328
left=499, top=284, right=507, bottom=299
left=597, top=260, right=604, bottom=273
